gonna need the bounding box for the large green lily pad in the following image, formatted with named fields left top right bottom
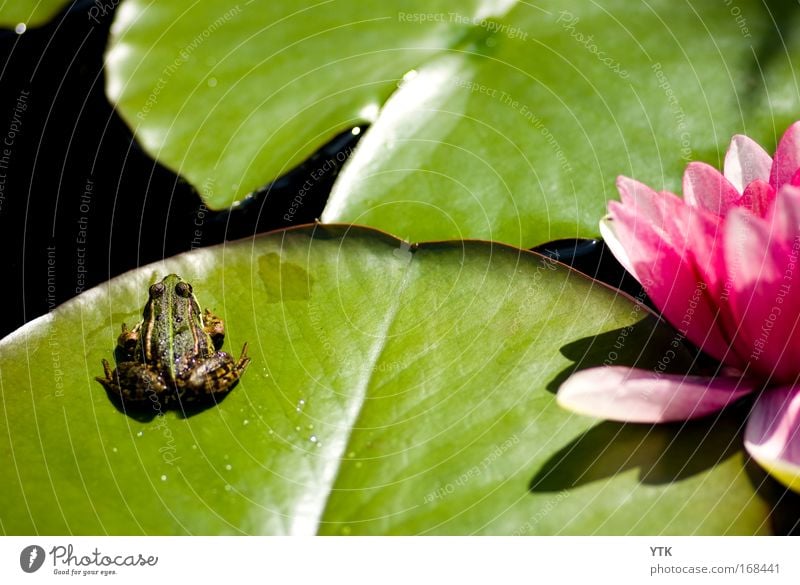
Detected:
left=105, top=0, right=513, bottom=209
left=0, top=225, right=785, bottom=534
left=106, top=0, right=799, bottom=246
left=324, top=1, right=800, bottom=245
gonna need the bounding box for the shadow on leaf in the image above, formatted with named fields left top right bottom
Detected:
left=530, top=403, right=749, bottom=492
left=538, top=316, right=800, bottom=534
left=104, top=385, right=235, bottom=421
left=546, top=315, right=716, bottom=395
left=744, top=458, right=800, bottom=536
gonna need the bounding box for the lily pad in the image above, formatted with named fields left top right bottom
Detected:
left=325, top=1, right=800, bottom=245
left=0, top=0, right=72, bottom=28
left=105, top=0, right=513, bottom=209
left=106, top=0, right=799, bottom=245
left=0, top=225, right=787, bottom=534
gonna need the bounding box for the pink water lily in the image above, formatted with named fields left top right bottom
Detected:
left=557, top=121, right=800, bottom=492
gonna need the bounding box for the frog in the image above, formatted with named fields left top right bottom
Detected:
left=96, top=274, right=250, bottom=406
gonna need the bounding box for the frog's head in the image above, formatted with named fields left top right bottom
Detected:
left=144, top=274, right=199, bottom=323
left=149, top=274, right=190, bottom=295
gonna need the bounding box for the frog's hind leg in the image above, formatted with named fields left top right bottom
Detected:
left=102, top=362, right=170, bottom=405
left=178, top=346, right=250, bottom=401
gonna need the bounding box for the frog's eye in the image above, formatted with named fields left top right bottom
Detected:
left=149, top=282, right=165, bottom=297
left=175, top=282, right=193, bottom=298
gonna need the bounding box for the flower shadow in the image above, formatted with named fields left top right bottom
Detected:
left=537, top=315, right=737, bottom=491
left=545, top=315, right=716, bottom=396
left=529, top=404, right=748, bottom=493
left=536, top=314, right=800, bottom=533
left=744, top=459, right=800, bottom=536
left=529, top=407, right=800, bottom=534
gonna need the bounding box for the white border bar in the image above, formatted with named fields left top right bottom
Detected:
left=1, top=537, right=798, bottom=584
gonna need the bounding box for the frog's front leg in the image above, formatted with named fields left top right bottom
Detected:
left=177, top=344, right=250, bottom=400
left=96, top=359, right=170, bottom=403
left=116, top=322, right=141, bottom=361
left=203, top=309, right=225, bottom=350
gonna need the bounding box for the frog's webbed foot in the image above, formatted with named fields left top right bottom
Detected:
left=202, top=309, right=225, bottom=350
left=178, top=345, right=250, bottom=400
left=95, top=358, right=115, bottom=388
left=236, top=343, right=250, bottom=369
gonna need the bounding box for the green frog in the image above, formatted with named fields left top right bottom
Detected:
left=96, top=274, right=250, bottom=405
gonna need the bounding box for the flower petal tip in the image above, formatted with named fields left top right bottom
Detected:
left=771, top=122, right=800, bottom=190
left=598, top=215, right=638, bottom=280
left=724, top=134, right=772, bottom=192
left=744, top=387, right=800, bottom=493
left=683, top=161, right=739, bottom=214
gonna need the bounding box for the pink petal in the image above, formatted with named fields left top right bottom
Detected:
left=681, top=209, right=752, bottom=369
left=744, top=386, right=800, bottom=492
left=724, top=208, right=800, bottom=382
left=615, top=176, right=686, bottom=245
left=770, top=121, right=800, bottom=190
left=735, top=179, right=776, bottom=218
left=557, top=367, right=755, bottom=423
left=683, top=162, right=740, bottom=215
left=610, top=200, right=733, bottom=363
left=724, top=134, right=772, bottom=193
left=768, top=185, right=800, bottom=241
left=685, top=205, right=726, bottom=293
